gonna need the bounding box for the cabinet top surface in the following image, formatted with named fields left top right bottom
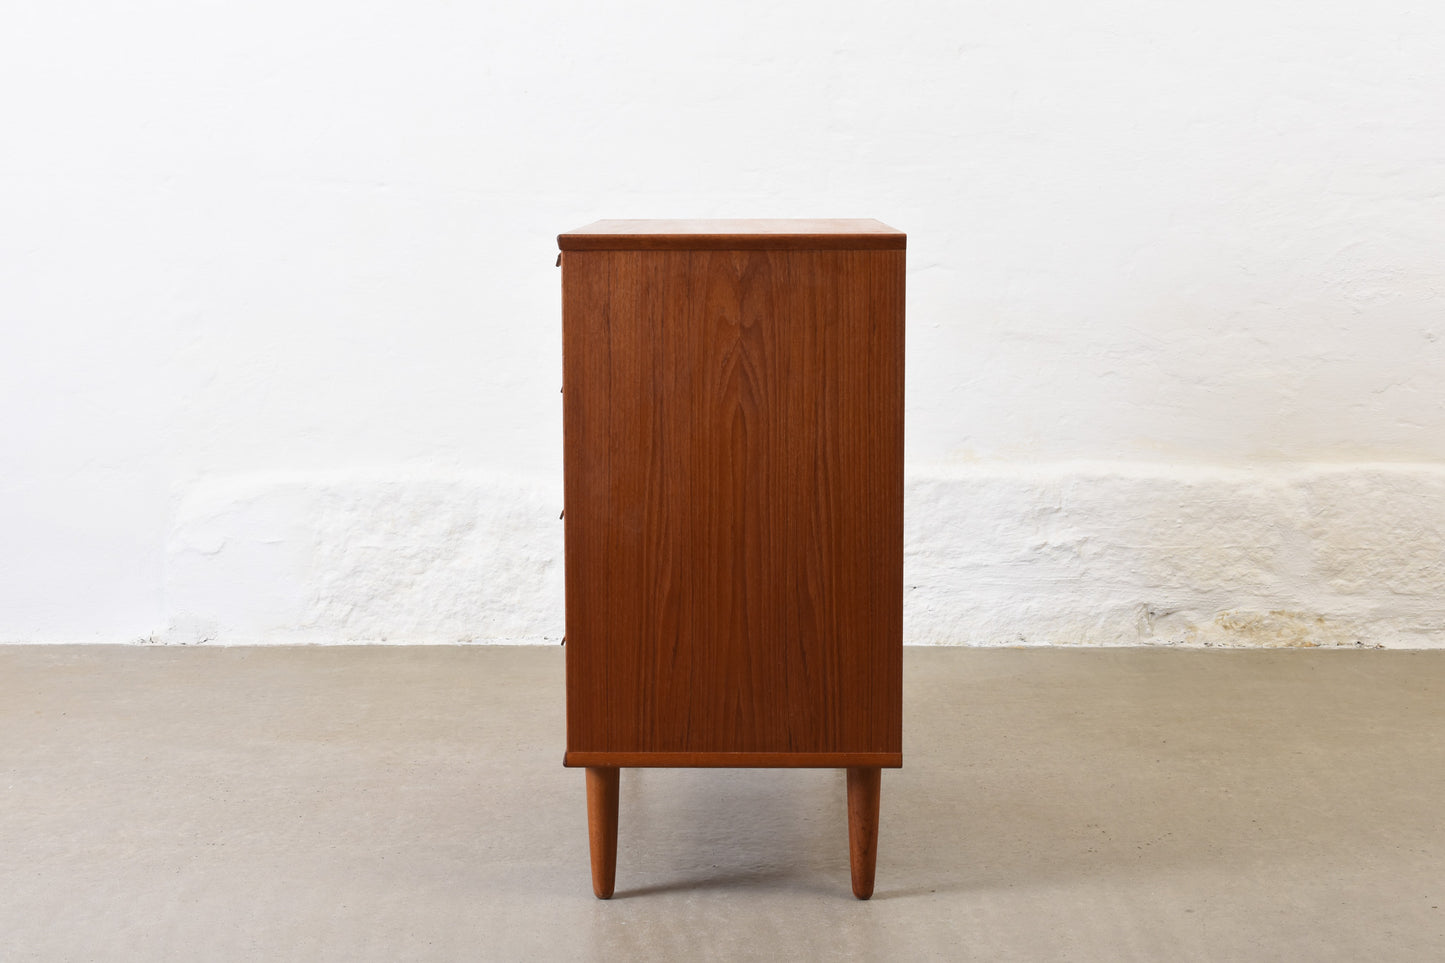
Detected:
left=558, top=218, right=905, bottom=251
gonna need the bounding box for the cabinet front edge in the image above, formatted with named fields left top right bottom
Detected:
left=563, top=751, right=903, bottom=769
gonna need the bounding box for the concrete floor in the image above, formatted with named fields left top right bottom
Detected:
left=1, top=647, right=1442, bottom=962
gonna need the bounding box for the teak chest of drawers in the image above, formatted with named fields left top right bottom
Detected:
left=558, top=219, right=904, bottom=899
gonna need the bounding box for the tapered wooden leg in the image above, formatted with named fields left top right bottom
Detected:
left=585, top=766, right=620, bottom=899
left=846, top=766, right=881, bottom=899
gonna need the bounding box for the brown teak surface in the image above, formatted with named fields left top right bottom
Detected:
left=561, top=240, right=904, bottom=764
left=846, top=766, right=882, bottom=899
left=558, top=219, right=906, bottom=251
left=584, top=767, right=619, bottom=899
left=563, top=751, right=900, bottom=768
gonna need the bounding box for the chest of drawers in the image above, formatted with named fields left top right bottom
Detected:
left=558, top=219, right=905, bottom=898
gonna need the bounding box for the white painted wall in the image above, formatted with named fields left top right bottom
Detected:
left=3, top=1, right=1443, bottom=645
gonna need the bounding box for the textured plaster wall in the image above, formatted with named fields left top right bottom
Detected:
left=3, top=1, right=1444, bottom=645
left=161, top=465, right=1445, bottom=647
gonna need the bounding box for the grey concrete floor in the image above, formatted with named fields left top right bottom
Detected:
left=1, top=646, right=1443, bottom=962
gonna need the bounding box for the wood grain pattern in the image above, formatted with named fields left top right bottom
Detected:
left=559, top=219, right=906, bottom=251
left=564, top=751, right=901, bottom=769
left=562, top=244, right=904, bottom=763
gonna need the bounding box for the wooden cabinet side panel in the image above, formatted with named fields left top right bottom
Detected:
left=859, top=249, right=905, bottom=753
left=780, top=250, right=904, bottom=754
left=563, top=249, right=903, bottom=756
left=564, top=251, right=694, bottom=753
left=562, top=251, right=613, bottom=753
